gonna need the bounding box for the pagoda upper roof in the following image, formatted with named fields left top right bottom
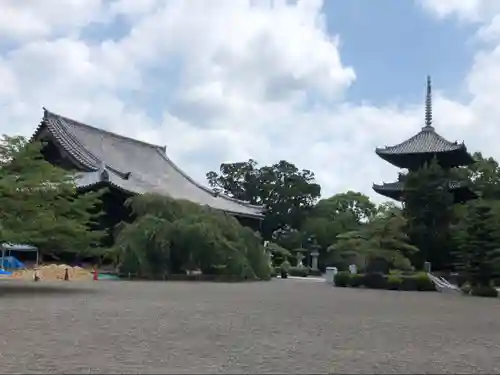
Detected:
left=376, top=125, right=465, bottom=155
left=31, top=108, right=265, bottom=219
left=375, top=76, right=475, bottom=169
left=375, top=125, right=474, bottom=166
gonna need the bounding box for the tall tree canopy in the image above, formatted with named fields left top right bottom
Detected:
left=402, top=159, right=455, bottom=270
left=466, top=152, right=500, bottom=199
left=330, top=204, right=417, bottom=271
left=453, top=200, right=500, bottom=287
left=300, top=191, right=376, bottom=250
left=0, top=135, right=104, bottom=254
left=207, top=159, right=321, bottom=237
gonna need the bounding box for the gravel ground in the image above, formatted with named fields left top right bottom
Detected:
left=0, top=279, right=499, bottom=374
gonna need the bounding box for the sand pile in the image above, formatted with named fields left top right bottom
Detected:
left=10, top=264, right=93, bottom=281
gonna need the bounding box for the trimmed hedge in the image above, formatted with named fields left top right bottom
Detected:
left=279, top=267, right=323, bottom=278
left=333, top=271, right=350, bottom=287
left=460, top=283, right=498, bottom=298
left=347, top=273, right=364, bottom=287
left=288, top=267, right=310, bottom=277
left=334, top=272, right=436, bottom=292
left=309, top=269, right=323, bottom=277
left=470, top=285, right=498, bottom=298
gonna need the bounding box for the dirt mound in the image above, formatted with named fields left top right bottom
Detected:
left=10, top=264, right=93, bottom=281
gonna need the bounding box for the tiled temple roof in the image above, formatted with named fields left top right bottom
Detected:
left=376, top=126, right=467, bottom=155
left=372, top=180, right=477, bottom=202
left=33, top=109, right=265, bottom=219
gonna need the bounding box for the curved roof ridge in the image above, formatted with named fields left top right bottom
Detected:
left=40, top=110, right=133, bottom=179
left=375, top=126, right=465, bottom=155
left=153, top=148, right=264, bottom=210
left=44, top=108, right=166, bottom=152
left=44, top=110, right=101, bottom=169
left=30, top=118, right=96, bottom=170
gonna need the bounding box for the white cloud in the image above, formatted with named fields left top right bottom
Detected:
left=1, top=0, right=500, bottom=204
left=0, top=0, right=108, bottom=41
left=417, top=0, right=500, bottom=23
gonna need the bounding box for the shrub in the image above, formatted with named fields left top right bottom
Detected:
left=334, top=271, right=350, bottom=287
left=387, top=275, right=403, bottom=290
left=309, top=268, right=322, bottom=277
left=414, top=273, right=435, bottom=291
left=388, top=269, right=403, bottom=276
left=347, top=273, right=364, bottom=287
left=470, top=285, right=499, bottom=298
left=399, top=276, right=418, bottom=291
left=461, top=283, right=472, bottom=295
left=362, top=272, right=387, bottom=289
left=289, top=267, right=309, bottom=277
left=270, top=267, right=277, bottom=278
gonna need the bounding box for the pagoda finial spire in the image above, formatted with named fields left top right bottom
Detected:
left=423, top=75, right=434, bottom=130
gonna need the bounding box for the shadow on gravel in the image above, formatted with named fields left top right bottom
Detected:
left=0, top=283, right=101, bottom=298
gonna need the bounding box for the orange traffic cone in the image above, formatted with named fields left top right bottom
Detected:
left=93, top=268, right=98, bottom=281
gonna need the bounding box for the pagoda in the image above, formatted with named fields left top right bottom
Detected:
left=373, top=76, right=477, bottom=203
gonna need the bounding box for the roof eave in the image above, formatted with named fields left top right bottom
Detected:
left=77, top=181, right=265, bottom=219
left=376, top=148, right=476, bottom=168
left=372, top=185, right=403, bottom=201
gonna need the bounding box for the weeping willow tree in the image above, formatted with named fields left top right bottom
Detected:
left=327, top=204, right=418, bottom=272
left=111, top=194, right=271, bottom=280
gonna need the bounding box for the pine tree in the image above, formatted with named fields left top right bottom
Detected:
left=402, top=158, right=455, bottom=270
left=0, top=135, right=105, bottom=255
left=453, top=201, right=500, bottom=287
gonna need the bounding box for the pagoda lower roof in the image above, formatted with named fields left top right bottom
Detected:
left=31, top=109, right=265, bottom=219
left=375, top=125, right=475, bottom=169
left=372, top=180, right=477, bottom=202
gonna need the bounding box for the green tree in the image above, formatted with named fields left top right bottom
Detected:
left=402, top=159, right=455, bottom=270
left=299, top=192, right=377, bottom=268
left=265, top=241, right=291, bottom=267
left=313, top=191, right=377, bottom=223
left=271, top=227, right=306, bottom=250
left=329, top=205, right=417, bottom=271
left=207, top=159, right=321, bottom=237
left=464, top=152, right=500, bottom=199
left=453, top=200, right=500, bottom=287
left=206, top=159, right=261, bottom=204
left=113, top=194, right=271, bottom=280
left=0, top=135, right=104, bottom=255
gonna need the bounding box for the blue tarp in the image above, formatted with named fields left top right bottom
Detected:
left=1, top=256, right=25, bottom=270
left=0, top=269, right=12, bottom=275
left=98, top=274, right=120, bottom=280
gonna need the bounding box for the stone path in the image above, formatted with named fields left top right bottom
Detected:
left=0, top=279, right=499, bottom=374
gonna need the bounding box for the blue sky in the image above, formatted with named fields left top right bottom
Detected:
left=324, top=0, right=476, bottom=105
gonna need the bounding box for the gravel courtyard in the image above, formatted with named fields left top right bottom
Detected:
left=0, top=279, right=499, bottom=374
